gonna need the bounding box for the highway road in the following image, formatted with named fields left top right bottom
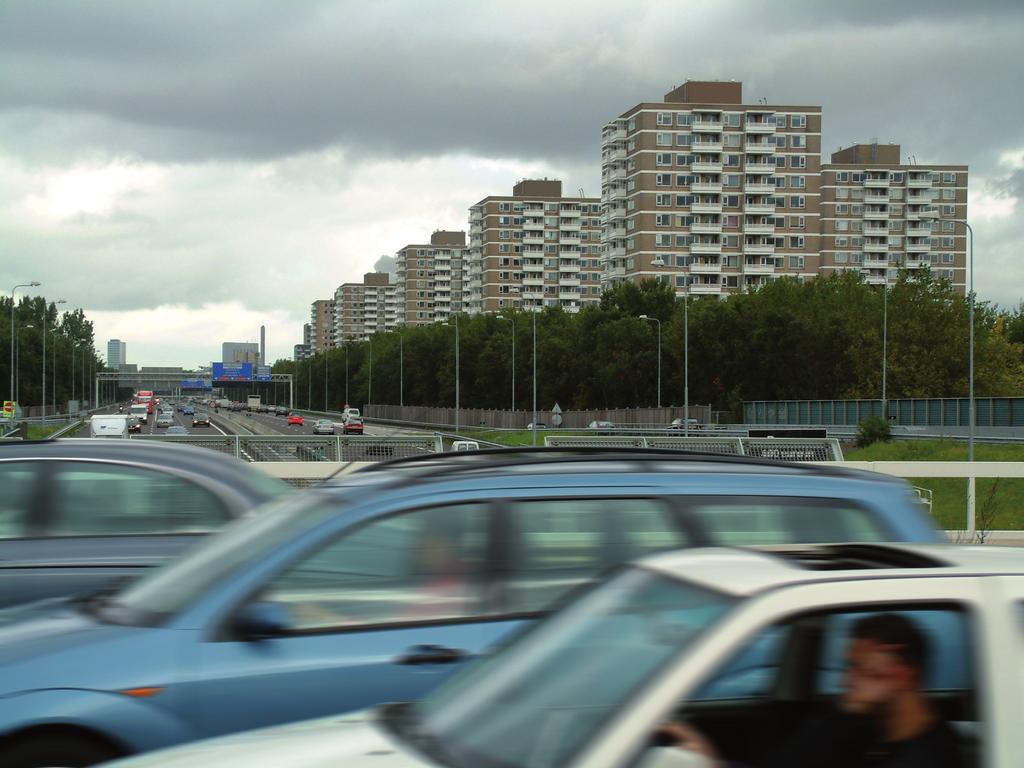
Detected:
left=86, top=402, right=231, bottom=437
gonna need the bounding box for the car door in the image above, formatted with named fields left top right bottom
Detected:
left=0, top=460, right=48, bottom=607
left=25, top=461, right=233, bottom=603
left=187, top=501, right=500, bottom=740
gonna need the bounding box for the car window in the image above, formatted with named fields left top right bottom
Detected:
left=262, top=503, right=491, bottom=630
left=47, top=462, right=232, bottom=536
left=0, top=462, right=37, bottom=538
left=688, top=497, right=888, bottom=545
left=503, top=498, right=689, bottom=613
left=689, top=624, right=791, bottom=701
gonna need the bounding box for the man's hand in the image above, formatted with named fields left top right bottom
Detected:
left=656, top=721, right=722, bottom=762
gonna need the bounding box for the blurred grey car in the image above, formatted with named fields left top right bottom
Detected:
left=165, top=425, right=188, bottom=436
left=312, top=419, right=335, bottom=435
left=0, top=439, right=289, bottom=608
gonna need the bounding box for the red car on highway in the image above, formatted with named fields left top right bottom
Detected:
left=343, top=416, right=364, bottom=435
left=287, top=413, right=304, bottom=426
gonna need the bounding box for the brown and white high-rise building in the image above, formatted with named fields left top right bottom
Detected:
left=601, top=80, right=822, bottom=296
left=821, top=143, right=968, bottom=292
left=308, top=299, right=335, bottom=354
left=466, top=179, right=603, bottom=314
left=396, top=231, right=467, bottom=325
left=332, top=272, right=399, bottom=343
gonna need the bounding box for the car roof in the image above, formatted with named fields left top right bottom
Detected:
left=0, top=438, right=284, bottom=502
left=639, top=543, right=1024, bottom=597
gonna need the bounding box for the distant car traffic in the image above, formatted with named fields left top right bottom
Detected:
left=192, top=412, right=211, bottom=427
left=155, top=412, right=174, bottom=428
left=669, top=417, right=703, bottom=430
left=342, top=415, right=364, bottom=434
left=312, top=419, right=335, bottom=435
left=0, top=449, right=945, bottom=766
left=287, top=413, right=304, bottom=426
left=127, top=416, right=143, bottom=433
left=588, top=419, right=615, bottom=431
left=274, top=405, right=289, bottom=416
left=525, top=422, right=547, bottom=429
left=165, top=425, right=189, bottom=436
left=182, top=405, right=194, bottom=416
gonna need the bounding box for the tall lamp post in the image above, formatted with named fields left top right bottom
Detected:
left=16, top=324, right=35, bottom=408
left=43, top=300, right=66, bottom=424
left=881, top=283, right=888, bottom=421
left=532, top=309, right=538, bottom=446
left=323, top=349, right=329, bottom=412
left=368, top=336, right=373, bottom=407
left=445, top=315, right=460, bottom=432
left=399, top=331, right=404, bottom=408
left=497, top=314, right=516, bottom=413
left=344, top=343, right=349, bottom=405
left=9, top=281, right=40, bottom=406
left=638, top=314, right=662, bottom=408
left=683, top=292, right=690, bottom=437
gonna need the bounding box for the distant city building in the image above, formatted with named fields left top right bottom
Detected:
left=466, top=179, right=602, bottom=314
left=309, top=299, right=335, bottom=353
left=601, top=80, right=822, bottom=297
left=107, top=339, right=126, bottom=368
left=332, top=273, right=399, bottom=343
left=821, top=143, right=968, bottom=292
left=293, top=343, right=312, bottom=361
left=221, top=342, right=260, bottom=364
left=396, top=231, right=467, bottom=325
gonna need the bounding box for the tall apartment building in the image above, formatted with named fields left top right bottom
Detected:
left=601, top=80, right=822, bottom=296
left=308, top=299, right=335, bottom=354
left=396, top=231, right=467, bottom=325
left=821, top=143, right=968, bottom=292
left=466, top=180, right=603, bottom=314
left=293, top=343, right=311, bottom=361
left=106, top=339, right=126, bottom=368
left=332, top=273, right=399, bottom=342
left=221, top=342, right=259, bottom=364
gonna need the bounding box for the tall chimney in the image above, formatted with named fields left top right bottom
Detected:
left=260, top=325, right=266, bottom=365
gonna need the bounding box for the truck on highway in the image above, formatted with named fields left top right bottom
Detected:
left=247, top=395, right=261, bottom=412
left=89, top=414, right=129, bottom=438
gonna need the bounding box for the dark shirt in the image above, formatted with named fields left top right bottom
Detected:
left=772, top=709, right=964, bottom=768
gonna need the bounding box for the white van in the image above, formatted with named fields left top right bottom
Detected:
left=90, top=414, right=129, bottom=439
left=341, top=407, right=361, bottom=424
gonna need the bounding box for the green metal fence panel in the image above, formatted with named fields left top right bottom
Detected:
left=743, top=397, right=1024, bottom=428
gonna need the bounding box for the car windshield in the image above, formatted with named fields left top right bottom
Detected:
left=411, top=567, right=735, bottom=768
left=106, top=494, right=339, bottom=624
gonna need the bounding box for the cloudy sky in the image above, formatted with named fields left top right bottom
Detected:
left=2, top=0, right=1022, bottom=366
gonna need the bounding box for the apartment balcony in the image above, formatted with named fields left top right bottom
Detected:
left=907, top=191, right=934, bottom=204
left=863, top=225, right=889, bottom=237
left=522, top=291, right=544, bottom=301
left=606, top=148, right=626, bottom=162
left=864, top=257, right=891, bottom=269
left=561, top=221, right=582, bottom=232
left=863, top=243, right=889, bottom=255
left=603, top=127, right=627, bottom=142
left=904, top=259, right=928, bottom=269
left=691, top=201, right=723, bottom=214
left=864, top=192, right=889, bottom=204
left=744, top=243, right=776, bottom=255
left=523, top=276, right=545, bottom=286
left=863, top=207, right=889, bottom=219
left=691, top=120, right=722, bottom=133
left=608, top=167, right=627, bottom=180
left=559, top=236, right=582, bottom=247
left=560, top=207, right=583, bottom=217
left=906, top=224, right=932, bottom=236
left=744, top=161, right=775, bottom=174
left=559, top=260, right=581, bottom=270
left=745, top=120, right=776, bottom=134
left=745, top=141, right=775, bottom=153
left=907, top=175, right=932, bottom=188
left=693, top=141, right=723, bottom=153
left=691, top=241, right=723, bottom=255
left=559, top=278, right=582, bottom=287
left=609, top=265, right=626, bottom=277
left=864, top=177, right=890, bottom=188
left=907, top=241, right=931, bottom=253
left=692, top=221, right=723, bottom=235
left=744, top=261, right=776, bottom=274
left=522, top=262, right=544, bottom=272
left=745, top=182, right=775, bottom=194
left=522, top=235, right=545, bottom=246
left=690, top=261, right=722, bottom=274
left=609, top=246, right=626, bottom=258
left=745, top=203, right=775, bottom=214
left=692, top=181, right=723, bottom=194
left=690, top=282, right=723, bottom=295
left=692, top=161, right=724, bottom=173
left=862, top=272, right=888, bottom=285
left=743, top=223, right=775, bottom=236
left=559, top=290, right=581, bottom=300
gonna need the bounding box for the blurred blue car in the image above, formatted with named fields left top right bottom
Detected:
left=0, top=449, right=943, bottom=767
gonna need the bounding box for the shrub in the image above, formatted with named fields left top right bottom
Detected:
left=856, top=415, right=891, bottom=447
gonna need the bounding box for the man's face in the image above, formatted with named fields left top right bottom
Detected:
left=842, top=638, right=913, bottom=715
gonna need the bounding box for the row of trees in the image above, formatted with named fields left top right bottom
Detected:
left=0, top=295, right=105, bottom=413
left=273, top=271, right=1024, bottom=418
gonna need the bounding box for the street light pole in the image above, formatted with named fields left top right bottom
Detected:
left=368, top=336, right=373, bottom=406
left=965, top=220, right=975, bottom=465
left=532, top=309, right=537, bottom=447
left=9, top=281, right=40, bottom=407
left=497, top=314, right=516, bottom=413
left=324, top=349, right=328, bottom=412
left=399, top=331, right=404, bottom=408
left=684, top=293, right=690, bottom=438
left=639, top=315, right=662, bottom=408
left=454, top=314, right=460, bottom=433
left=881, top=284, right=887, bottom=420
left=344, top=343, right=349, bottom=405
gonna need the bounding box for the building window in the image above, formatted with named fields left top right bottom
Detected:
left=724, top=195, right=740, bottom=207
left=677, top=174, right=695, bottom=186
left=677, top=215, right=694, bottom=227
left=836, top=172, right=849, bottom=182
left=724, top=155, right=741, bottom=167
left=942, top=188, right=955, bottom=200
left=655, top=234, right=672, bottom=247
left=724, top=133, right=742, bottom=147
left=725, top=174, right=741, bottom=187
left=676, top=154, right=695, bottom=166
left=774, top=115, right=787, bottom=128
left=656, top=132, right=672, bottom=146
left=790, top=236, right=805, bottom=248
left=656, top=173, right=672, bottom=186
left=791, top=196, right=806, bottom=209
left=943, top=172, right=957, bottom=183
left=789, top=255, right=805, bottom=269
left=676, top=194, right=694, bottom=206
left=725, top=214, right=739, bottom=227
left=791, top=114, right=807, bottom=128
left=791, top=176, right=806, bottom=189
left=774, top=134, right=787, bottom=148
left=773, top=155, right=787, bottom=168
left=676, top=112, right=693, bottom=126
left=656, top=193, right=672, bottom=206
left=656, top=214, right=672, bottom=227
left=656, top=153, right=672, bottom=166
left=790, top=135, right=806, bottom=148
left=790, top=216, right=805, bottom=229
left=657, top=112, right=673, bottom=126
left=724, top=113, right=741, bottom=127
left=773, top=176, right=787, bottom=188
left=836, top=187, right=849, bottom=200
left=676, top=133, right=694, bottom=146
left=942, top=205, right=955, bottom=216
left=790, top=155, right=806, bottom=168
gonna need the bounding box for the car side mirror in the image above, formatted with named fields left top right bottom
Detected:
left=233, top=601, right=291, bottom=641
left=636, top=747, right=712, bottom=768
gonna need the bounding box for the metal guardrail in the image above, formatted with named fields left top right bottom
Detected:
left=128, top=434, right=442, bottom=461
left=543, top=435, right=844, bottom=461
